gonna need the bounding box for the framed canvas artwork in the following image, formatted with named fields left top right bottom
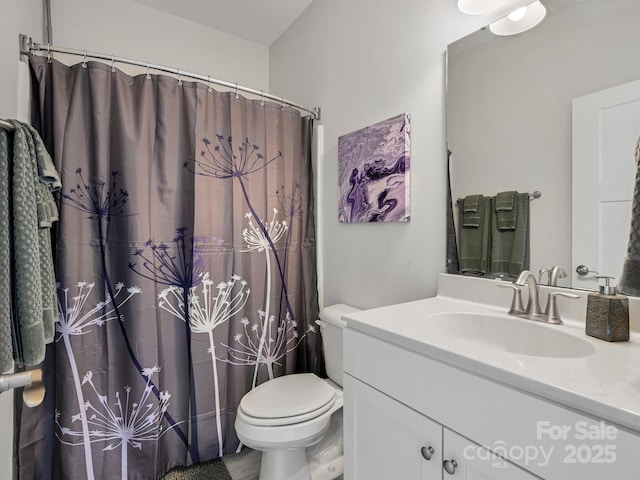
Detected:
left=338, top=113, right=410, bottom=223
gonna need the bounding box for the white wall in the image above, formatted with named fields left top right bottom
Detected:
left=1, top=1, right=270, bottom=478
left=270, top=0, right=525, bottom=309
left=50, top=0, right=269, bottom=89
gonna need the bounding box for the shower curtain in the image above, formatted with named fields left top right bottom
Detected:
left=14, top=54, right=321, bottom=480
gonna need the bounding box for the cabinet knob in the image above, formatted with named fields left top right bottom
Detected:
left=443, top=459, right=458, bottom=475
left=420, top=446, right=434, bottom=461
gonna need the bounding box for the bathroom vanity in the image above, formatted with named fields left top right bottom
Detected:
left=342, top=274, right=640, bottom=479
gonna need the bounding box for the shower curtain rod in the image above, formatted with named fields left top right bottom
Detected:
left=19, top=35, right=321, bottom=120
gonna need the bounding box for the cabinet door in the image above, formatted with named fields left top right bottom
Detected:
left=344, top=374, right=442, bottom=480
left=442, top=429, right=540, bottom=480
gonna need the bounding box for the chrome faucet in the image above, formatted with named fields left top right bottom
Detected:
left=496, top=268, right=579, bottom=324
left=514, top=270, right=543, bottom=317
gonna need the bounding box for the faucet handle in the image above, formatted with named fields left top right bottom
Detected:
left=539, top=266, right=568, bottom=286
left=545, top=291, right=580, bottom=324
left=496, top=282, right=525, bottom=314
left=538, top=268, right=549, bottom=284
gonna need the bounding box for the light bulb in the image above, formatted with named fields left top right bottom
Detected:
left=489, top=1, right=547, bottom=36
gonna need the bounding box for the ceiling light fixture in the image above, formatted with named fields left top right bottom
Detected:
left=457, top=0, right=510, bottom=15
left=489, top=1, right=547, bottom=36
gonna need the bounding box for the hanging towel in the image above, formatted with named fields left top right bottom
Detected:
left=619, top=134, right=640, bottom=296
left=495, top=190, right=517, bottom=231
left=490, top=192, right=530, bottom=278
left=1, top=120, right=61, bottom=369
left=458, top=195, right=492, bottom=275
left=461, top=194, right=482, bottom=227
left=0, top=130, right=13, bottom=373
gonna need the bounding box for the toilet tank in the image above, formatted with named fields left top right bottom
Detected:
left=317, top=304, right=360, bottom=387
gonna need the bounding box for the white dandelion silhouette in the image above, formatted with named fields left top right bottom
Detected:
left=56, top=366, right=172, bottom=480
left=241, top=209, right=288, bottom=388
left=56, top=281, right=142, bottom=480
left=222, top=311, right=314, bottom=380
left=157, top=272, right=250, bottom=457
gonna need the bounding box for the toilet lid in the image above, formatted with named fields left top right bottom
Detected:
left=239, top=373, right=336, bottom=422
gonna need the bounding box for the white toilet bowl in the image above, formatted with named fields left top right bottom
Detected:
left=234, top=304, right=359, bottom=480
left=235, top=373, right=343, bottom=480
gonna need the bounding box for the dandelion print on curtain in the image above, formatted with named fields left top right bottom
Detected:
left=15, top=54, right=320, bottom=480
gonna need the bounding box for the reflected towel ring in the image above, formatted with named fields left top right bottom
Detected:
left=46, top=44, right=51, bottom=63
left=82, top=49, right=87, bottom=68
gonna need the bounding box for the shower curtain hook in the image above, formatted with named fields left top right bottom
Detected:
left=111, top=55, right=116, bottom=73
left=234, top=82, right=239, bottom=100
left=281, top=97, right=286, bottom=111
left=46, top=44, right=51, bottom=63
left=146, top=64, right=151, bottom=80
left=82, top=49, right=87, bottom=68
left=260, top=91, right=264, bottom=106
left=178, top=69, right=183, bottom=87
left=207, top=75, right=213, bottom=93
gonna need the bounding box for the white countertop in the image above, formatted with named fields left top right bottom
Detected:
left=343, top=276, right=640, bottom=434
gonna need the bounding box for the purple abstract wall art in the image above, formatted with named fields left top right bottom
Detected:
left=338, top=113, right=411, bottom=223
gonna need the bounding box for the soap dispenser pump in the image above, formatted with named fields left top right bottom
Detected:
left=585, top=276, right=629, bottom=342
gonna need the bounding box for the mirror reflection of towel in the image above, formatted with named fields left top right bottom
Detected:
left=462, top=194, right=482, bottom=227
left=495, top=190, right=517, bottom=231
left=491, top=192, right=530, bottom=277
left=458, top=195, right=492, bottom=275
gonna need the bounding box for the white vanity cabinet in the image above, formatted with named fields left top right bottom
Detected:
left=344, top=374, right=538, bottom=479
left=343, top=327, right=640, bottom=479
left=344, top=374, right=442, bottom=479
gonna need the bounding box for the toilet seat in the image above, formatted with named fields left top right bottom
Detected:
left=239, top=373, right=337, bottom=427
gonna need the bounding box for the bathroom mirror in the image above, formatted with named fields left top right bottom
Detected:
left=447, top=0, right=640, bottom=291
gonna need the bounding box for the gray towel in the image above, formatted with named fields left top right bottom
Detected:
left=458, top=196, right=492, bottom=275
left=495, top=190, right=517, bottom=231
left=619, top=134, right=640, bottom=296
left=1, top=121, right=61, bottom=368
left=0, top=130, right=13, bottom=373
left=490, top=192, right=530, bottom=277
left=461, top=194, right=482, bottom=227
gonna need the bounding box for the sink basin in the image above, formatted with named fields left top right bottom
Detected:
left=424, top=312, right=596, bottom=358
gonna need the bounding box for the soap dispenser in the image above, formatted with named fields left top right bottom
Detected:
left=585, top=276, right=629, bottom=342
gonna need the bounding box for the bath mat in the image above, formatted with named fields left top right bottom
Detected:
left=161, top=458, right=233, bottom=480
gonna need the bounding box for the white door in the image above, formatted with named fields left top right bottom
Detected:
left=572, top=78, right=640, bottom=289
left=343, top=375, right=442, bottom=480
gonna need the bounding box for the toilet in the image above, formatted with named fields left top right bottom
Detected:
left=234, top=304, right=359, bottom=480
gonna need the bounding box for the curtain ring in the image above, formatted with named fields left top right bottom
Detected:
left=46, top=44, right=52, bottom=63
left=178, top=69, right=183, bottom=87
left=82, top=49, right=87, bottom=69
left=111, top=55, right=116, bottom=73
left=260, top=91, right=264, bottom=106
left=281, top=97, right=286, bottom=111
left=146, top=64, right=151, bottom=80
left=234, top=82, right=239, bottom=100
left=207, top=75, right=213, bottom=93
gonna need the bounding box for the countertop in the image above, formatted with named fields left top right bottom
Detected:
left=343, top=287, right=640, bottom=435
